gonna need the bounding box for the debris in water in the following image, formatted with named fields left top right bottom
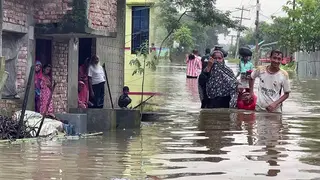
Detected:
left=0, top=115, right=33, bottom=140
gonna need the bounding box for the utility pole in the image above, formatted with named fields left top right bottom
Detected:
left=293, top=0, right=296, bottom=21
left=228, top=35, right=237, bottom=56
left=233, top=6, right=250, bottom=59
left=254, top=0, right=260, bottom=66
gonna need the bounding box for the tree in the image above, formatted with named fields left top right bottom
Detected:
left=282, top=0, right=320, bottom=52
left=155, top=0, right=244, bottom=59
left=173, top=25, right=194, bottom=51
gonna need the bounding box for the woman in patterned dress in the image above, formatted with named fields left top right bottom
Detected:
left=199, top=49, right=238, bottom=108
left=40, top=64, right=54, bottom=117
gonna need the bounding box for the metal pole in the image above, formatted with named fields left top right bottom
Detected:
left=233, top=6, right=250, bottom=59
left=17, top=65, right=34, bottom=137
left=102, top=63, right=114, bottom=109
left=254, top=0, right=260, bottom=67
left=235, top=6, right=244, bottom=59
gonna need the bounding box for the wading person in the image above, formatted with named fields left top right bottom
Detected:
left=249, top=50, right=291, bottom=113
left=186, top=53, right=202, bottom=79
left=118, top=86, right=132, bottom=109
left=201, top=48, right=211, bottom=71
left=236, top=47, right=254, bottom=93
left=40, top=64, right=55, bottom=117
left=198, top=46, right=229, bottom=108
left=200, top=50, right=238, bottom=108
left=88, top=55, right=106, bottom=109
left=35, top=61, right=42, bottom=113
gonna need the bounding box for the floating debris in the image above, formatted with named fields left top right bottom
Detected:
left=0, top=115, right=33, bottom=140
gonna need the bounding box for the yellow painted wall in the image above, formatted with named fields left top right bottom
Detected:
left=124, top=0, right=158, bottom=109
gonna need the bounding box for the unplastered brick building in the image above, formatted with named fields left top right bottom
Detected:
left=0, top=0, right=126, bottom=114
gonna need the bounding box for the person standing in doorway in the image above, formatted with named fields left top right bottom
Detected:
left=88, top=55, right=106, bottom=109
left=249, top=50, right=291, bottom=113
left=35, top=61, right=42, bottom=113
left=40, top=64, right=55, bottom=117
left=78, top=57, right=90, bottom=108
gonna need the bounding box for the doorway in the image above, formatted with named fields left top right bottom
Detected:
left=79, top=38, right=93, bottom=65
left=35, top=39, right=52, bottom=66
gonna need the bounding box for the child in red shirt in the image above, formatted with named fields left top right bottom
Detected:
left=237, top=91, right=257, bottom=110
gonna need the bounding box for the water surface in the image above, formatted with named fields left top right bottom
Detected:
left=0, top=62, right=320, bottom=180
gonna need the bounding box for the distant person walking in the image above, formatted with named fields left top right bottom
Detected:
left=201, top=48, right=211, bottom=71
left=88, top=55, right=106, bottom=109
left=186, top=50, right=202, bottom=78
left=236, top=47, right=254, bottom=93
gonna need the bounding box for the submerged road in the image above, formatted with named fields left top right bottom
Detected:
left=0, top=61, right=320, bottom=179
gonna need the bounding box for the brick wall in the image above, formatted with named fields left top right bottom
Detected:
left=33, top=0, right=73, bottom=24
left=51, top=40, right=69, bottom=113
left=3, top=0, right=30, bottom=26
left=88, top=0, right=117, bottom=32
left=16, top=45, right=28, bottom=94
left=0, top=99, right=21, bottom=116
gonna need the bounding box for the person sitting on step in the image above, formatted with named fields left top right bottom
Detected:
left=118, top=86, right=132, bottom=109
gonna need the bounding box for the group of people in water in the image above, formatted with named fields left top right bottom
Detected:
left=186, top=46, right=291, bottom=113
left=34, top=55, right=132, bottom=117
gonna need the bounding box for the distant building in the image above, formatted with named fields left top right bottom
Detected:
left=124, top=0, right=159, bottom=107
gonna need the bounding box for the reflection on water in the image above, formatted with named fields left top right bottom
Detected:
left=0, top=63, right=320, bottom=179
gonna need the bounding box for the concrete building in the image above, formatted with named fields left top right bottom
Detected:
left=124, top=0, right=158, bottom=108
left=0, top=0, right=126, bottom=114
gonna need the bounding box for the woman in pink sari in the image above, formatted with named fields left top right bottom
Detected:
left=40, top=64, right=54, bottom=117
left=78, top=58, right=90, bottom=108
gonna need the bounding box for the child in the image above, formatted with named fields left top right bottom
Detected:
left=237, top=91, right=257, bottom=111
left=118, top=86, right=132, bottom=108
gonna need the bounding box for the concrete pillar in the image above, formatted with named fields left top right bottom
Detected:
left=0, top=0, right=3, bottom=57
left=67, top=38, right=79, bottom=111
left=26, top=7, right=35, bottom=111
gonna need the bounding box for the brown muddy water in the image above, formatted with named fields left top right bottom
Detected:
left=1, top=62, right=320, bottom=180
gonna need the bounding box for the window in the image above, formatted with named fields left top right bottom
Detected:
left=131, top=6, right=150, bottom=54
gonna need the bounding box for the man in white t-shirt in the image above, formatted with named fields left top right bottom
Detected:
left=88, top=55, right=106, bottom=108
left=249, top=50, right=291, bottom=113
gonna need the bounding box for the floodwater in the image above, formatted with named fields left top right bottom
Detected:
left=1, top=61, right=320, bottom=180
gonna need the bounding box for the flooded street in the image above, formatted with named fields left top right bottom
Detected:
left=1, top=62, right=320, bottom=179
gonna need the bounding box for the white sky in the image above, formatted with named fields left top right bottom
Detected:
left=216, top=0, right=287, bottom=45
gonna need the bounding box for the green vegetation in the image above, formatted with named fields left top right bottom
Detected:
left=281, top=61, right=296, bottom=72
left=156, top=0, right=244, bottom=60
left=235, top=0, right=320, bottom=54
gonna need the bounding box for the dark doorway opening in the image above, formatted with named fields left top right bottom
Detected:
left=35, top=39, right=52, bottom=66
left=78, top=38, right=94, bottom=109
left=79, top=38, right=93, bottom=65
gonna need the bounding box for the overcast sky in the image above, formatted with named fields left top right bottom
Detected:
left=216, top=0, right=288, bottom=44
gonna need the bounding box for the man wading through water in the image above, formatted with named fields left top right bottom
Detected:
left=249, top=50, right=291, bottom=113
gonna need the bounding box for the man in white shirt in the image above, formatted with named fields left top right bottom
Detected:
left=249, top=50, right=291, bottom=113
left=88, top=55, right=106, bottom=108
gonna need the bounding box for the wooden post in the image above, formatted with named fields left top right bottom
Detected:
left=102, top=63, right=114, bottom=109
